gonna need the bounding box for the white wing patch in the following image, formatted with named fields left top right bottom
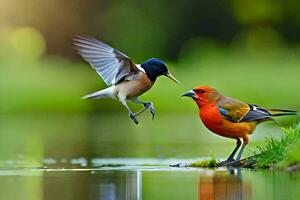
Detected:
left=74, top=36, right=134, bottom=86
left=136, top=64, right=145, bottom=73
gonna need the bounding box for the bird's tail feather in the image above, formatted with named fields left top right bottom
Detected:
left=82, top=86, right=115, bottom=99
left=268, top=109, right=298, bottom=117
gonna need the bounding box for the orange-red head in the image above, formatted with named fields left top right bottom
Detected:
left=182, top=86, right=222, bottom=107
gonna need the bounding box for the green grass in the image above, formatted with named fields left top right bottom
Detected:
left=188, top=156, right=218, bottom=168
left=255, top=123, right=300, bottom=169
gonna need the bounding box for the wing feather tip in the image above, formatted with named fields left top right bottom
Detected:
left=73, top=35, right=135, bottom=86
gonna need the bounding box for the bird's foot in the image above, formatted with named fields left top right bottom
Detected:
left=147, top=102, right=155, bottom=120
left=218, top=158, right=236, bottom=167
left=129, top=113, right=139, bottom=125
left=131, top=102, right=155, bottom=120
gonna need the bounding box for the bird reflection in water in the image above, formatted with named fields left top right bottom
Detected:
left=198, top=169, right=252, bottom=200
left=88, top=169, right=251, bottom=200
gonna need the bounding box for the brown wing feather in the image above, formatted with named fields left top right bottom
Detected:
left=217, top=96, right=250, bottom=122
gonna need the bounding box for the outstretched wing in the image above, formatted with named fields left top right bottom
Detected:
left=73, top=35, right=139, bottom=85
left=217, top=97, right=272, bottom=122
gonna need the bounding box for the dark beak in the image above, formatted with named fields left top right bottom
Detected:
left=165, top=72, right=181, bottom=85
left=182, top=90, right=196, bottom=98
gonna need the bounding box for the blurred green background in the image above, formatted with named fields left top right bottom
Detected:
left=0, top=0, right=300, bottom=165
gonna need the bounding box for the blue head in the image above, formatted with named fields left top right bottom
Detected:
left=141, top=58, right=180, bottom=84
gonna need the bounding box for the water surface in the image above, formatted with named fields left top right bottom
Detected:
left=0, top=114, right=297, bottom=200
left=0, top=164, right=299, bottom=200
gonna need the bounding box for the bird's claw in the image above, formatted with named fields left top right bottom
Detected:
left=148, top=103, right=155, bottom=120
left=218, top=158, right=236, bottom=166
left=129, top=113, right=139, bottom=125
left=130, top=102, right=155, bottom=121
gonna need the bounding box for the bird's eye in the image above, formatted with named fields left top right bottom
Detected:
left=193, top=89, right=205, bottom=94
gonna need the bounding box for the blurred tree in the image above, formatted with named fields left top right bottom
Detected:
left=2, top=0, right=300, bottom=60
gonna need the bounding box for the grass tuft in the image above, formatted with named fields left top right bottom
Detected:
left=255, top=123, right=300, bottom=169
left=189, top=156, right=218, bottom=168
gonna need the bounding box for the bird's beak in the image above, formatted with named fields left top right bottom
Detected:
left=182, top=90, right=196, bottom=98
left=165, top=72, right=181, bottom=85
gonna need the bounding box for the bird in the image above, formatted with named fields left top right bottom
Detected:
left=73, top=35, right=181, bottom=125
left=182, top=86, right=297, bottom=164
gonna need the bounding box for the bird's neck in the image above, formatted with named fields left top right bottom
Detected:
left=195, top=99, right=215, bottom=110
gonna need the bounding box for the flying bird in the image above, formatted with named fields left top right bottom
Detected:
left=74, top=35, right=180, bottom=124
left=182, top=86, right=297, bottom=164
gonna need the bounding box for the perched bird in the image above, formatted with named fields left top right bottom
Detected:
left=73, top=35, right=180, bottom=124
left=182, top=86, right=297, bottom=163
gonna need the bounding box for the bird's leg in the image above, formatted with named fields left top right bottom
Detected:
left=236, top=144, right=247, bottom=161
left=227, top=138, right=242, bottom=161
left=236, top=137, right=249, bottom=161
left=130, top=98, right=155, bottom=119
left=129, top=98, right=148, bottom=116
left=219, top=139, right=241, bottom=165
left=136, top=102, right=155, bottom=119
left=120, top=98, right=138, bottom=125
left=133, top=105, right=148, bottom=116
left=148, top=102, right=155, bottom=119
